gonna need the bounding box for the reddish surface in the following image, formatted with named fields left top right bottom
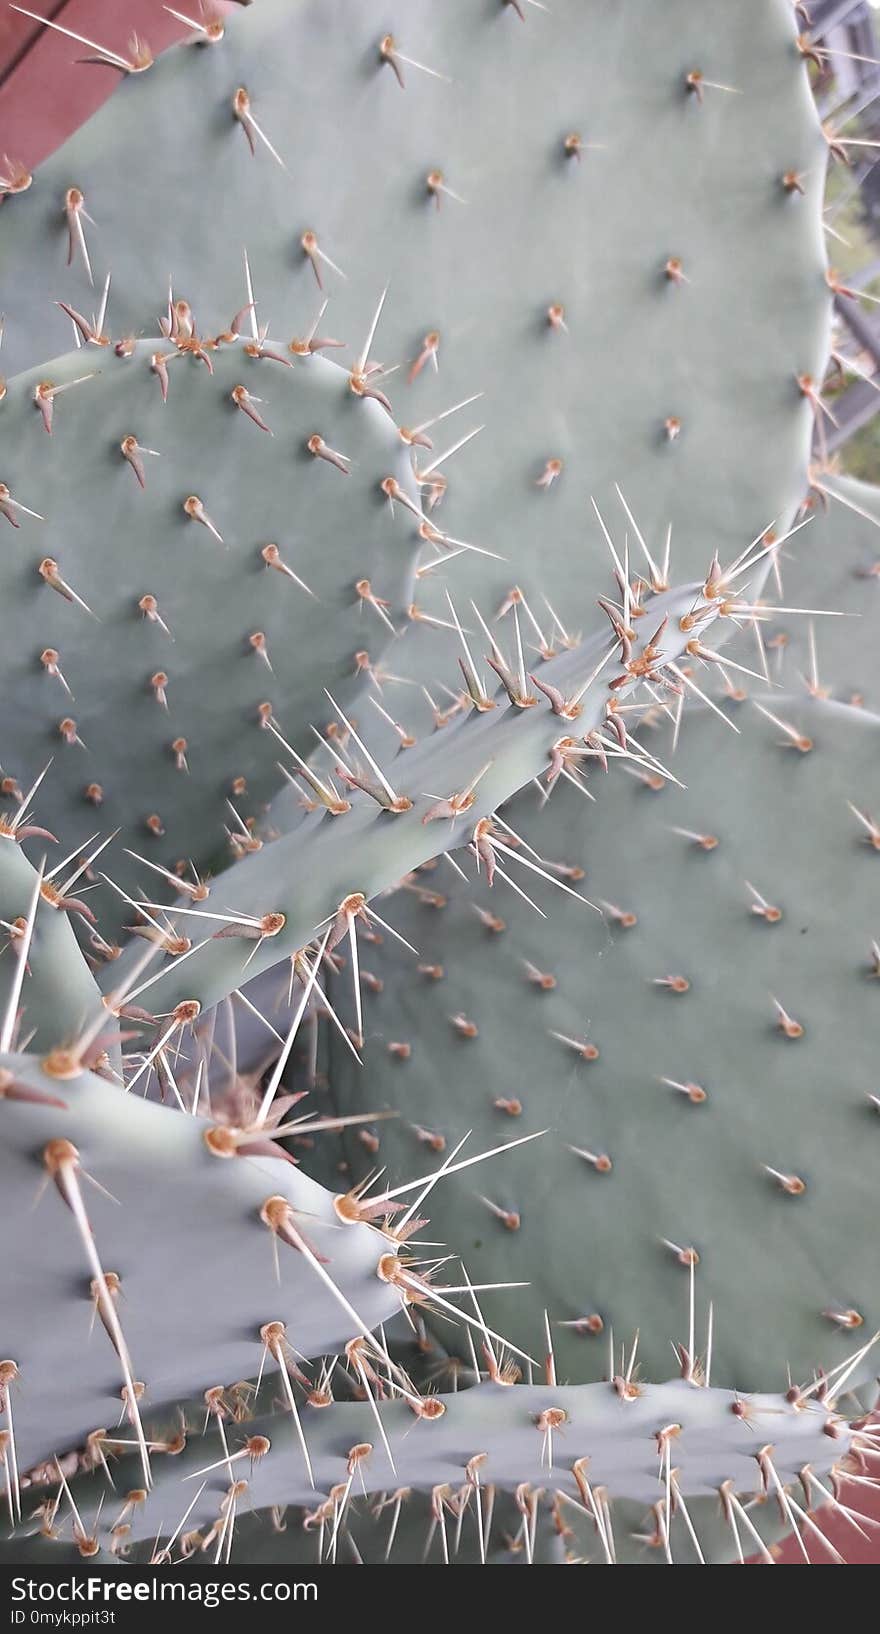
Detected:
left=1, top=0, right=878, bottom=1572
left=0, top=1, right=233, bottom=167
left=774, top=1466, right=880, bottom=1565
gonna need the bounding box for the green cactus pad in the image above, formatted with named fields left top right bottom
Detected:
left=0, top=0, right=830, bottom=619
left=326, top=692, right=880, bottom=1392
left=0, top=340, right=418, bottom=938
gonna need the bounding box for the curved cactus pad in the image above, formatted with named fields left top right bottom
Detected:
left=0, top=1051, right=402, bottom=1479
left=100, top=569, right=748, bottom=1019
left=32, top=1375, right=866, bottom=1566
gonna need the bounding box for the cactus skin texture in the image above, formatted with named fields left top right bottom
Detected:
left=0, top=339, right=419, bottom=940
left=0, top=0, right=829, bottom=619
left=326, top=692, right=880, bottom=1394
left=0, top=1049, right=407, bottom=1484
left=30, top=1378, right=859, bottom=1565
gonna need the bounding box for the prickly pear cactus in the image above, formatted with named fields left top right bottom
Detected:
left=1, top=0, right=875, bottom=1573
left=326, top=691, right=880, bottom=1393
left=0, top=0, right=830, bottom=621
left=1, top=536, right=793, bottom=1555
